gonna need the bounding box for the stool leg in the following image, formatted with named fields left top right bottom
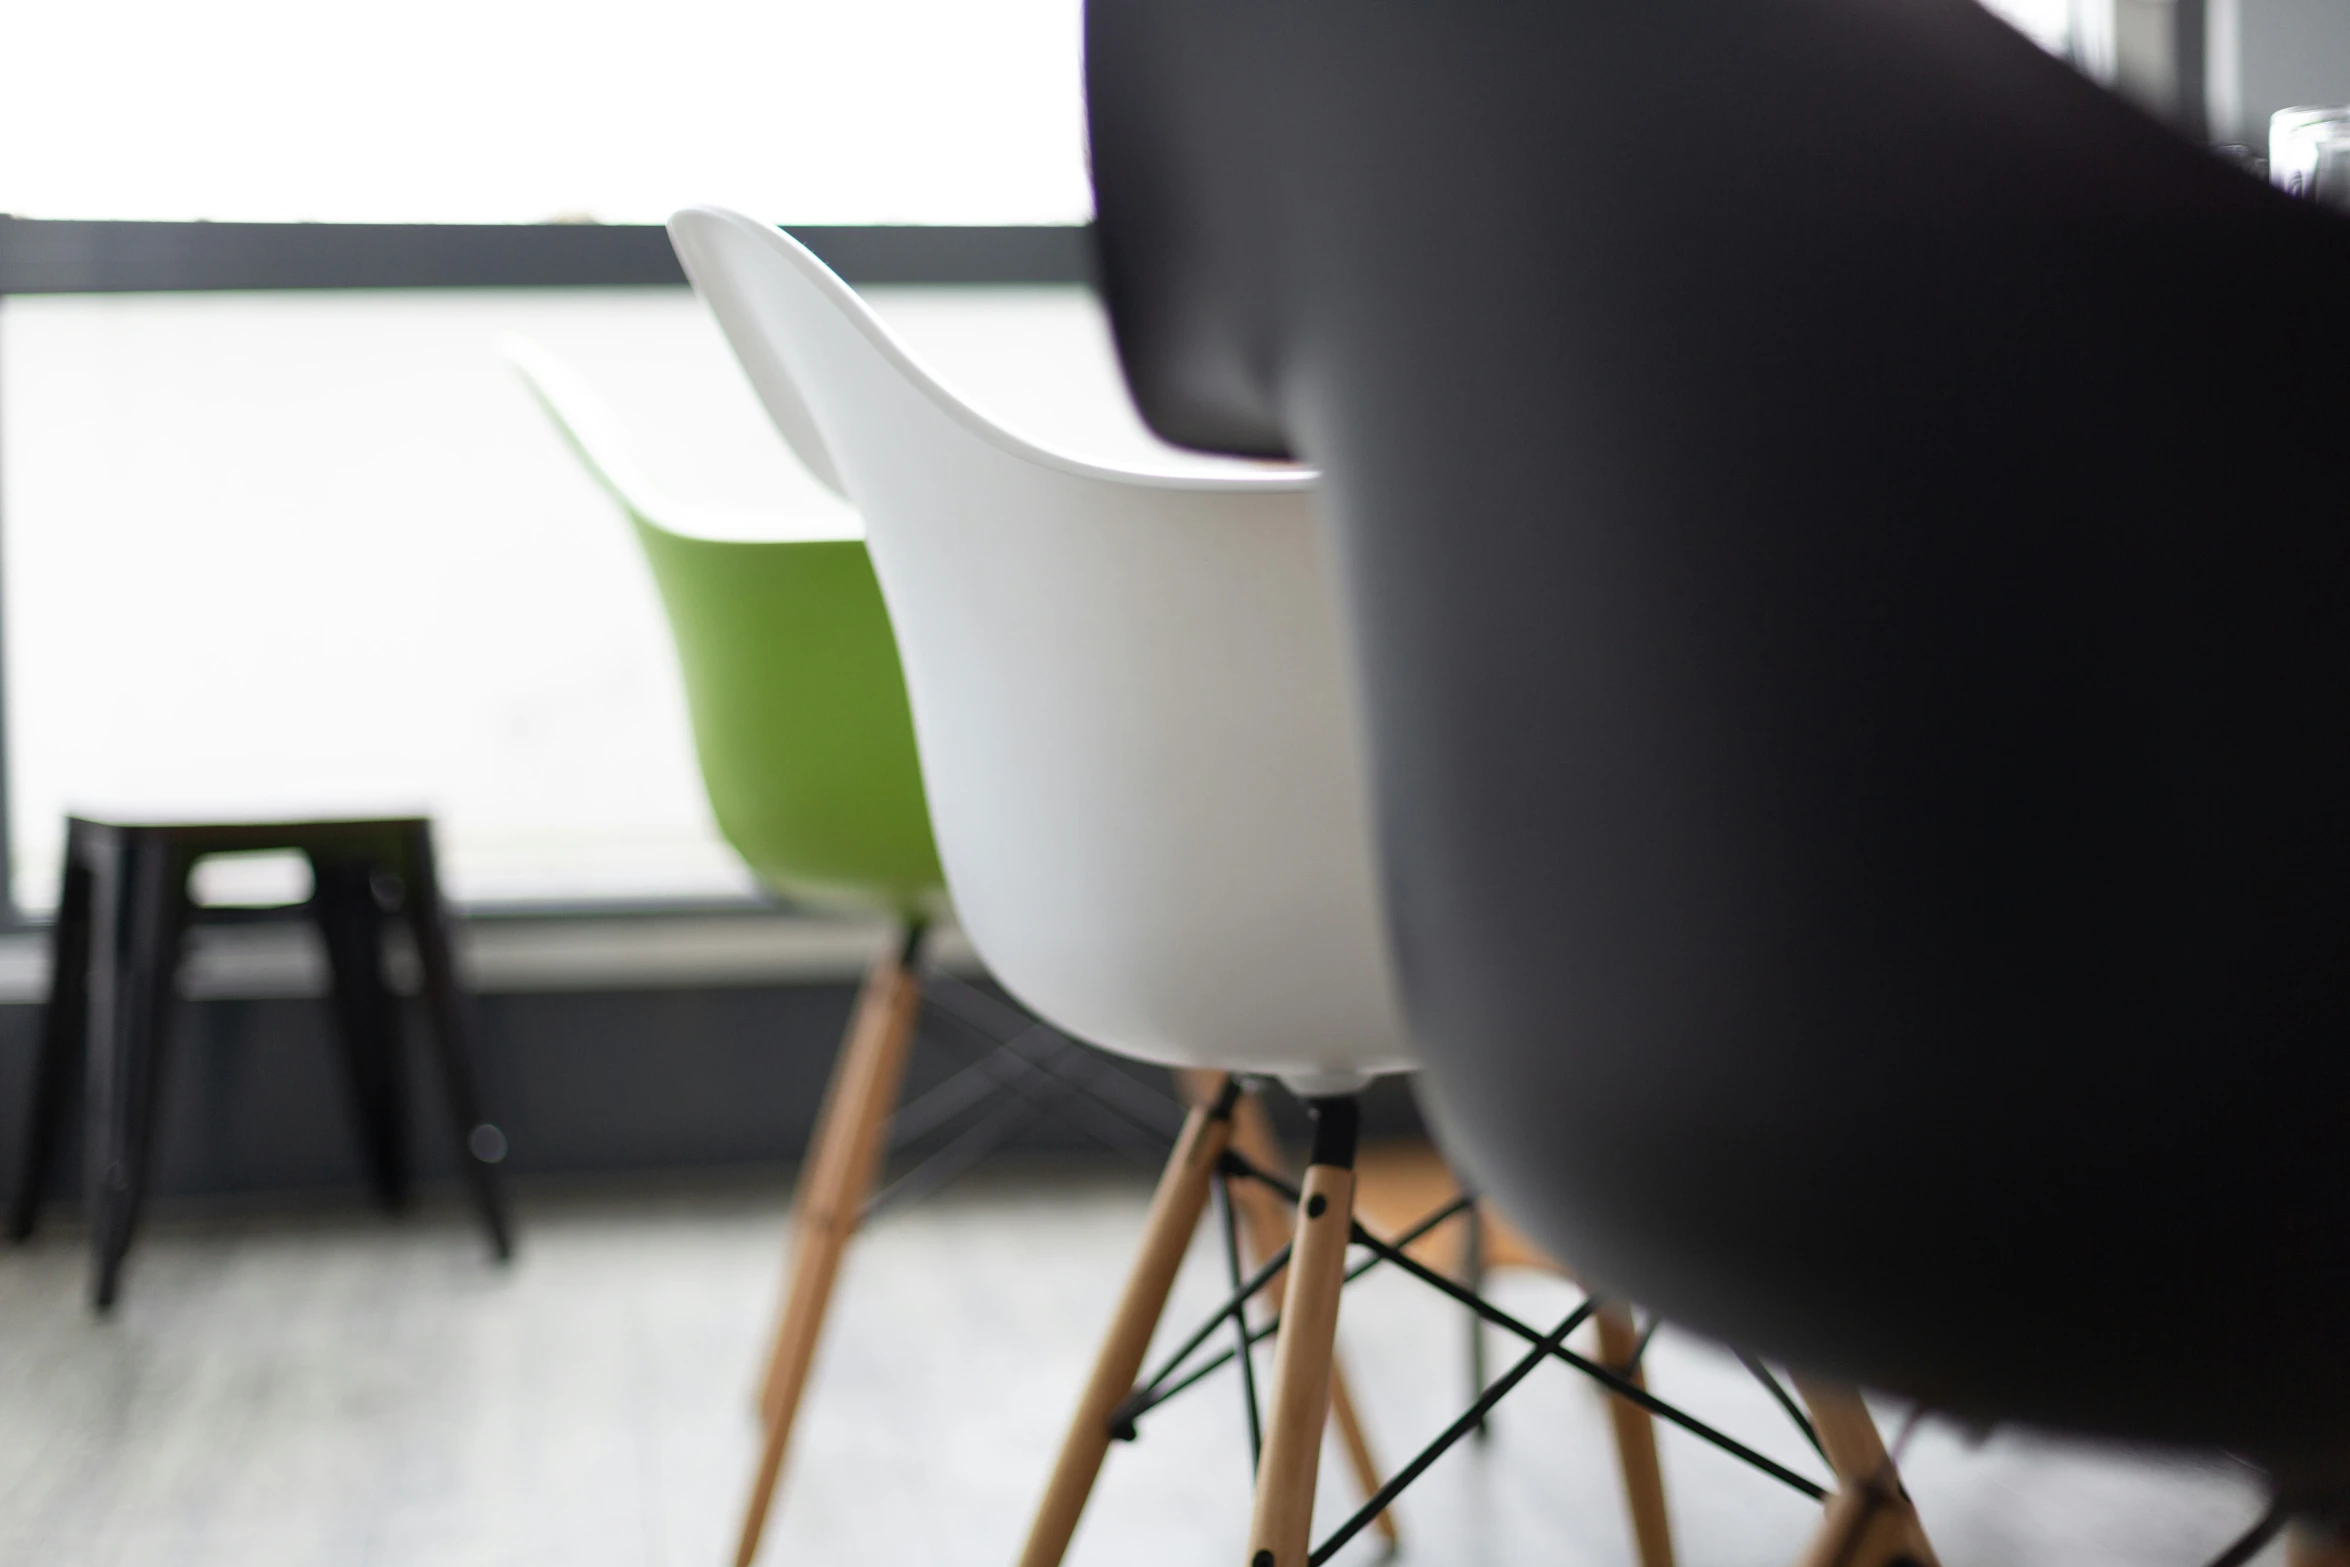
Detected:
left=734, top=924, right=927, bottom=1567
left=90, top=835, right=186, bottom=1312
left=1245, top=1096, right=1360, bottom=1567
left=1789, top=1379, right=1939, bottom=1567
left=1215, top=1083, right=1397, bottom=1548
left=10, top=831, right=96, bottom=1242
left=1596, top=1304, right=1676, bottom=1567
left=398, top=824, right=512, bottom=1260
left=1017, top=1077, right=1240, bottom=1567
left=312, top=857, right=410, bottom=1213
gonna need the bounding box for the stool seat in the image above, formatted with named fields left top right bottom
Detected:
left=8, top=814, right=513, bottom=1309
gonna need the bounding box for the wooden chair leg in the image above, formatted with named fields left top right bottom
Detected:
left=1596, top=1304, right=1676, bottom=1567
left=2290, top=1522, right=2350, bottom=1567
left=733, top=925, right=926, bottom=1567
left=1793, top=1482, right=1932, bottom=1567
left=1246, top=1098, right=1359, bottom=1567
left=1017, top=1078, right=1240, bottom=1567
left=1217, top=1085, right=1398, bottom=1548
left=1322, top=1370, right=1393, bottom=1548
left=1789, top=1379, right=1939, bottom=1567
left=754, top=940, right=914, bottom=1424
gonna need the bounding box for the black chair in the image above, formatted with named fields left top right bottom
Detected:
left=1086, top=0, right=2350, bottom=1558
left=9, top=817, right=513, bottom=1308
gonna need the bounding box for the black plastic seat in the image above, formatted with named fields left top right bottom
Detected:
left=1085, top=0, right=2350, bottom=1479
left=9, top=816, right=513, bottom=1307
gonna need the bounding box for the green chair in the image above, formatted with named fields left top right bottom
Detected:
left=502, top=336, right=942, bottom=919
left=500, top=331, right=948, bottom=1534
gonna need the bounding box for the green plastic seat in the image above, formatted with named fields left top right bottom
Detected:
left=502, top=334, right=953, bottom=1561
left=498, top=335, right=943, bottom=919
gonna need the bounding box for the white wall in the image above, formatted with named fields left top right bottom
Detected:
left=2217, top=0, right=2350, bottom=143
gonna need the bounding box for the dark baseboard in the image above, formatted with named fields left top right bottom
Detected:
left=0, top=983, right=1427, bottom=1218
left=0, top=218, right=1094, bottom=295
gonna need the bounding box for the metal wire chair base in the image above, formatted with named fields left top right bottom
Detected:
left=1115, top=1140, right=1840, bottom=1567
left=860, top=969, right=1188, bottom=1223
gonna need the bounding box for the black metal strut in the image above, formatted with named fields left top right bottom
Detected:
left=859, top=968, right=1191, bottom=1222
left=1312, top=1301, right=1598, bottom=1566
left=1214, top=1168, right=1264, bottom=1470
left=1121, top=1143, right=1835, bottom=1508
left=1737, top=1349, right=1829, bottom=1463
left=2202, top=1501, right=2288, bottom=1567
left=1113, top=1187, right=1480, bottom=1432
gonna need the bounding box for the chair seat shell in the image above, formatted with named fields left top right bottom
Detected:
left=668, top=210, right=1413, bottom=1091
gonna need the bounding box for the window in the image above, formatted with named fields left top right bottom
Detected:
left=1983, top=0, right=2075, bottom=56
left=0, top=280, right=1179, bottom=913
left=0, top=0, right=1089, bottom=225
left=0, top=0, right=1109, bottom=913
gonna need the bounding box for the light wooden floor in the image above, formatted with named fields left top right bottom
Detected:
left=0, top=1165, right=2280, bottom=1567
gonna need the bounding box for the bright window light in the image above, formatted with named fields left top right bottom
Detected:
left=1979, top=0, right=2074, bottom=57
left=0, top=0, right=1111, bottom=913
left=0, top=286, right=1187, bottom=912
left=0, top=0, right=1090, bottom=224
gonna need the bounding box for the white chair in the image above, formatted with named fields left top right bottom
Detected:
left=502, top=334, right=1408, bottom=1567
left=653, top=217, right=1457, bottom=1567
left=671, top=207, right=1934, bottom=1567
left=670, top=207, right=1426, bottom=1567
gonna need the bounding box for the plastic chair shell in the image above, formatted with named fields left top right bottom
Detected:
left=667, top=209, right=1412, bottom=1091
left=502, top=336, right=943, bottom=918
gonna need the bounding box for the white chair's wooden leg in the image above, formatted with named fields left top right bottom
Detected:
left=1596, top=1304, right=1676, bottom=1567
left=1323, top=1365, right=1395, bottom=1548
left=1016, top=1079, right=1240, bottom=1567
left=753, top=943, right=905, bottom=1422
left=1211, top=1082, right=1397, bottom=1548
left=1245, top=1106, right=1359, bottom=1567
left=1793, top=1480, right=1933, bottom=1567
left=733, top=935, right=924, bottom=1567
left=1788, top=1379, right=1939, bottom=1567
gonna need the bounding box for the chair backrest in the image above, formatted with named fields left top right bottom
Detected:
left=667, top=208, right=1411, bottom=1091
left=501, top=336, right=941, bottom=916
left=1085, top=0, right=2350, bottom=1455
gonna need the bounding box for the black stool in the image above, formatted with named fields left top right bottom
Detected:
left=8, top=816, right=513, bottom=1309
